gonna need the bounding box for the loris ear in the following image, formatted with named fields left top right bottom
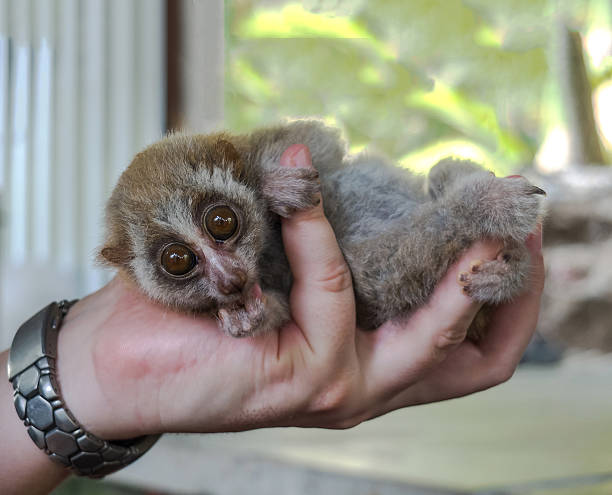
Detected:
left=213, top=139, right=244, bottom=179
left=99, top=245, right=133, bottom=267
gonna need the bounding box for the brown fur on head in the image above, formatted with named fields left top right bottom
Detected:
left=99, top=133, right=268, bottom=313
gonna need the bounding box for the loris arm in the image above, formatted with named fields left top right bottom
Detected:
left=426, top=158, right=491, bottom=199
left=248, top=120, right=346, bottom=217
left=261, top=160, right=321, bottom=218
left=217, top=128, right=342, bottom=336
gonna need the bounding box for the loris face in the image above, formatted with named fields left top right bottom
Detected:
left=100, top=134, right=268, bottom=313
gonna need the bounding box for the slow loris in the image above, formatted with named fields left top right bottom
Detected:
left=100, top=120, right=545, bottom=338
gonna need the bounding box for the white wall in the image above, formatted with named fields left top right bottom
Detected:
left=0, top=0, right=165, bottom=348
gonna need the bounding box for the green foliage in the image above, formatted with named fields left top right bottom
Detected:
left=226, top=0, right=610, bottom=173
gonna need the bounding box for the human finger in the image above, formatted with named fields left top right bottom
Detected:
left=360, top=240, right=503, bottom=399
left=375, top=225, right=545, bottom=410
left=472, top=223, right=545, bottom=378
left=279, top=144, right=356, bottom=356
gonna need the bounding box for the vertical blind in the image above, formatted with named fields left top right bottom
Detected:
left=0, top=0, right=165, bottom=347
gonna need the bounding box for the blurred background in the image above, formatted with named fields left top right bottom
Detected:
left=1, top=0, right=612, bottom=494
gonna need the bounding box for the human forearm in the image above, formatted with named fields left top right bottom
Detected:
left=0, top=350, right=69, bottom=495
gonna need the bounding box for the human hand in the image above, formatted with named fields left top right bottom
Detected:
left=56, top=145, right=545, bottom=439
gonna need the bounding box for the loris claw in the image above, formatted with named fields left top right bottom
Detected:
left=100, top=120, right=545, bottom=339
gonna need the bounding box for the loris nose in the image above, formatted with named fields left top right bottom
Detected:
left=218, top=269, right=247, bottom=295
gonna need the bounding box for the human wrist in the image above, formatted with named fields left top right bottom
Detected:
left=56, top=288, right=162, bottom=440
left=7, top=298, right=160, bottom=478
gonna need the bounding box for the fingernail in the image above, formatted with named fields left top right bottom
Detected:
left=281, top=144, right=312, bottom=168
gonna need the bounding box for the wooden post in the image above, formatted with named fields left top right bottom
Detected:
left=556, top=22, right=606, bottom=165
left=166, top=0, right=224, bottom=133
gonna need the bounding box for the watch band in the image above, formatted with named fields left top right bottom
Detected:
left=7, top=300, right=159, bottom=478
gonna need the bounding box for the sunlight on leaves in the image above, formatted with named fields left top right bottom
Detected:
left=236, top=3, right=397, bottom=60
left=406, top=81, right=532, bottom=165
left=399, top=139, right=499, bottom=174
left=227, top=0, right=611, bottom=169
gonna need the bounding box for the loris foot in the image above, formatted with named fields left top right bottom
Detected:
left=457, top=247, right=530, bottom=305
left=449, top=174, right=545, bottom=243
left=262, top=167, right=321, bottom=217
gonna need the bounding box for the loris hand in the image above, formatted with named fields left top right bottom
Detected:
left=0, top=145, right=544, bottom=494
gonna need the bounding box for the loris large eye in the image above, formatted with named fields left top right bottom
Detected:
left=160, top=243, right=197, bottom=277
left=204, top=205, right=238, bottom=241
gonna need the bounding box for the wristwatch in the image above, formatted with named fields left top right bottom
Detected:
left=7, top=300, right=160, bottom=478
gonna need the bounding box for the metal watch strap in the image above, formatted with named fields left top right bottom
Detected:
left=7, top=300, right=160, bottom=478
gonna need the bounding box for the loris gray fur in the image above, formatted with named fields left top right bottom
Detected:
left=100, top=119, right=545, bottom=338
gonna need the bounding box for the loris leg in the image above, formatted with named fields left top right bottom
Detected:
left=250, top=119, right=346, bottom=176
left=217, top=288, right=289, bottom=338
left=343, top=174, right=543, bottom=330
left=426, top=158, right=490, bottom=199
left=346, top=227, right=533, bottom=331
